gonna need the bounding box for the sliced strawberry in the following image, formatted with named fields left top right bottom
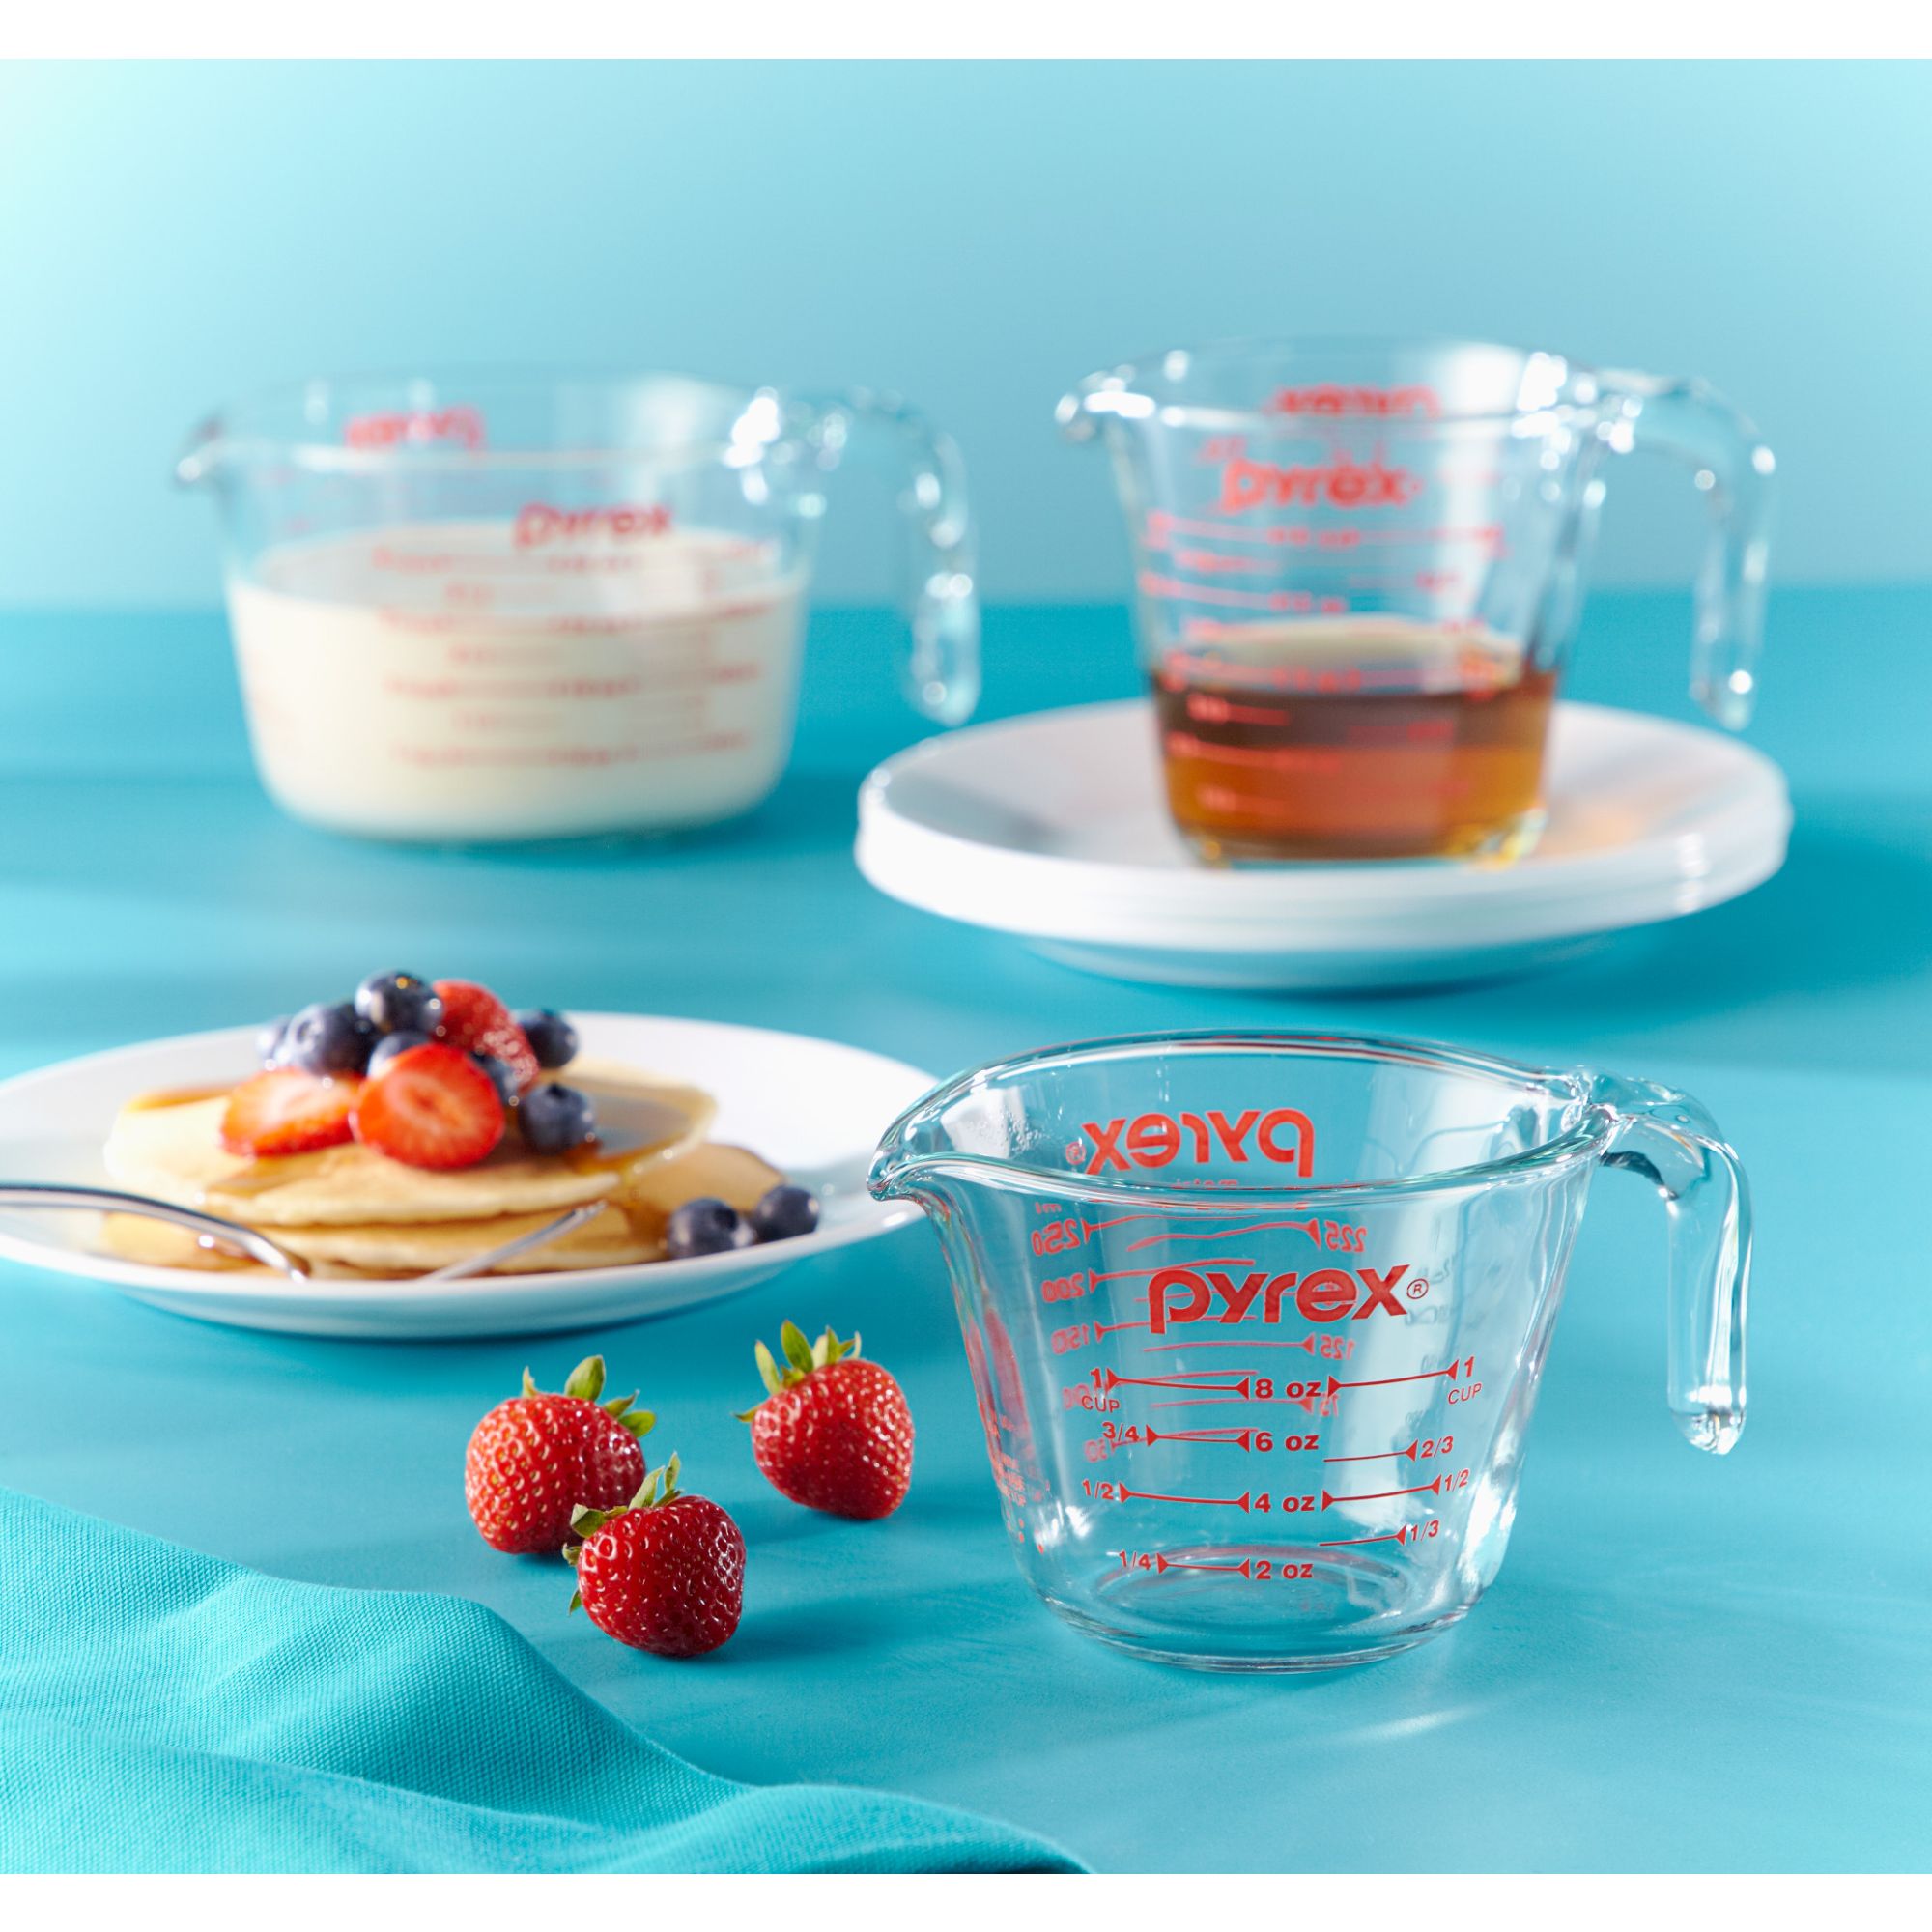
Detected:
left=220, top=1069, right=364, bottom=1157
left=433, top=980, right=540, bottom=1093
left=354, top=1043, right=505, bottom=1170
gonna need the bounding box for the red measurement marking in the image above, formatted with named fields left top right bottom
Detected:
left=1327, top=1359, right=1466, bottom=1398
left=1144, top=1338, right=1318, bottom=1352
left=1138, top=571, right=1318, bottom=612
left=1148, top=1427, right=1258, bottom=1449
left=1324, top=1441, right=1419, bottom=1464
left=1093, top=1257, right=1257, bottom=1282
left=1120, top=1486, right=1252, bottom=1510
left=1320, top=1478, right=1444, bottom=1507
left=1185, top=692, right=1310, bottom=727
left=1146, top=511, right=1502, bottom=551
left=1167, top=736, right=1347, bottom=772
left=1156, top=1555, right=1252, bottom=1576
left=1092, top=1319, right=1151, bottom=1339
left=1124, top=1217, right=1321, bottom=1252
left=1106, top=1370, right=1249, bottom=1395
left=1151, top=1388, right=1329, bottom=1414
left=1321, top=1523, right=1431, bottom=1548
left=1171, top=548, right=1278, bottom=576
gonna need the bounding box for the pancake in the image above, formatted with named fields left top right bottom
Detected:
left=102, top=1056, right=717, bottom=1228
left=96, top=1219, right=392, bottom=1279
left=100, top=1201, right=665, bottom=1276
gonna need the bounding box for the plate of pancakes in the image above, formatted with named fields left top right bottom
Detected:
left=0, top=1014, right=937, bottom=1338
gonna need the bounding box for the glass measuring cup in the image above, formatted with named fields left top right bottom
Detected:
left=1059, top=338, right=1775, bottom=864
left=870, top=1031, right=1749, bottom=1670
left=179, top=372, right=978, bottom=842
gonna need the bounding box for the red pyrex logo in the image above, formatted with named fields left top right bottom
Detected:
left=1150, top=1263, right=1414, bottom=1333
left=1264, top=384, right=1441, bottom=417
left=512, top=502, right=674, bottom=548
left=343, top=406, right=487, bottom=451
left=1073, top=1108, right=1313, bottom=1177
left=1214, top=454, right=1421, bottom=515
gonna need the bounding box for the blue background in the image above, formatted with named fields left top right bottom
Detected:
left=2, top=58, right=1929, bottom=607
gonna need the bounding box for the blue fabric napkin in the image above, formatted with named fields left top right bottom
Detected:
left=0, top=1487, right=1081, bottom=1874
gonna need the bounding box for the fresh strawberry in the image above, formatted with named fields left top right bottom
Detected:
left=566, top=1454, right=745, bottom=1657
left=219, top=1068, right=364, bottom=1157
left=432, top=980, right=540, bottom=1094
left=465, top=1355, right=655, bottom=1555
left=737, top=1323, right=914, bottom=1520
left=353, top=1042, right=504, bottom=1169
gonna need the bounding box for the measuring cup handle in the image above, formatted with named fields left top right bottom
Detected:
left=799, top=389, right=980, bottom=725
left=1596, top=372, right=1776, bottom=730
left=1591, top=1072, right=1751, bottom=1455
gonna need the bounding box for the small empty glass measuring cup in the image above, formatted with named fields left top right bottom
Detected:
left=1059, top=338, right=1775, bottom=864
left=871, top=1031, right=1748, bottom=1670
left=180, top=372, right=978, bottom=842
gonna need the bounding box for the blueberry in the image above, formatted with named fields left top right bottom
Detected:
left=519, top=1081, right=597, bottom=1153
left=515, top=1009, right=579, bottom=1070
left=354, top=971, right=444, bottom=1037
left=665, top=1196, right=754, bottom=1260
left=282, top=1000, right=376, bottom=1076
left=472, top=1053, right=519, bottom=1108
left=749, top=1183, right=820, bottom=1243
left=367, top=1029, right=433, bottom=1076
left=257, top=1015, right=292, bottom=1065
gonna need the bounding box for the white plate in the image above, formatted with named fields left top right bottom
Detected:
left=0, top=1015, right=935, bottom=1339
left=856, top=699, right=1792, bottom=990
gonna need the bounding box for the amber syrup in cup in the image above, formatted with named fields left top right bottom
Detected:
left=1151, top=620, right=1556, bottom=863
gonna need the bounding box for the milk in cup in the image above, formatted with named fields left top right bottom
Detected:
left=224, top=520, right=807, bottom=841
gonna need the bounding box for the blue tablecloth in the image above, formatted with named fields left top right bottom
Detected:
left=1, top=589, right=1927, bottom=1871
left=0, top=1487, right=1079, bottom=1873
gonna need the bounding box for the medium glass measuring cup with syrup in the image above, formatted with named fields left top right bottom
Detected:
left=1059, top=339, right=1776, bottom=863
left=870, top=1031, right=1750, bottom=1670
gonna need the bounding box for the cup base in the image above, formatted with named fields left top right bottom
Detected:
left=1040, top=1592, right=1473, bottom=1672
left=1179, top=807, right=1547, bottom=867
left=1031, top=1540, right=1480, bottom=1670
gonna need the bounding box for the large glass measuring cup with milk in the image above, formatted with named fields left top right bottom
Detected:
left=180, top=373, right=979, bottom=841
left=871, top=1031, right=1750, bottom=1670
left=1060, top=338, right=1775, bottom=864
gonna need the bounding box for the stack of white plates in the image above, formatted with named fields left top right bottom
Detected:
left=855, top=699, right=1791, bottom=990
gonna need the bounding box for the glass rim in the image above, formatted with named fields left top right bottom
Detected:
left=178, top=363, right=788, bottom=479
left=871, top=1027, right=1613, bottom=1207
left=1065, top=332, right=1611, bottom=433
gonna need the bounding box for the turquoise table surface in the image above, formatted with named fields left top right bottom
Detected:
left=1, top=588, right=1928, bottom=1872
